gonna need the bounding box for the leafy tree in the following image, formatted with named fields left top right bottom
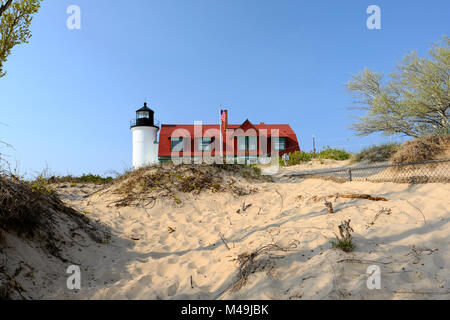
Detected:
left=347, top=37, right=449, bottom=138
left=0, top=0, right=41, bottom=77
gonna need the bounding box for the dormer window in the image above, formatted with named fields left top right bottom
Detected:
left=137, top=111, right=150, bottom=119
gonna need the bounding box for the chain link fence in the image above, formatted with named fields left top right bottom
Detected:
left=286, top=159, right=450, bottom=184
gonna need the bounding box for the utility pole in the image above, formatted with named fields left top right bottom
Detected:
left=312, top=134, right=316, bottom=155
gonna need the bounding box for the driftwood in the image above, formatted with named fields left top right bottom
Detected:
left=331, top=220, right=355, bottom=252
left=323, top=197, right=334, bottom=213
left=336, top=220, right=354, bottom=242
left=329, top=193, right=388, bottom=201
left=337, top=258, right=392, bottom=265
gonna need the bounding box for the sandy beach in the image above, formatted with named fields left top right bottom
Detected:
left=10, top=166, right=442, bottom=300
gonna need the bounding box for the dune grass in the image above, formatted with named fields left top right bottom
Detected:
left=353, top=143, right=401, bottom=163
left=112, top=163, right=268, bottom=207
left=391, top=135, right=450, bottom=164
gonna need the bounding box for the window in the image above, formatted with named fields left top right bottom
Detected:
left=237, top=136, right=257, bottom=151
left=137, top=111, right=149, bottom=119
left=248, top=155, right=258, bottom=164
left=237, top=137, right=247, bottom=151
left=274, top=137, right=286, bottom=151
left=171, top=137, right=184, bottom=152
left=198, top=138, right=211, bottom=151
left=248, top=136, right=257, bottom=151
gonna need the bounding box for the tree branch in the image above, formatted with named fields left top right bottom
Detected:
left=0, top=0, right=13, bottom=18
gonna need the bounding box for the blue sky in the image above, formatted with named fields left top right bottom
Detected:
left=0, top=0, right=449, bottom=177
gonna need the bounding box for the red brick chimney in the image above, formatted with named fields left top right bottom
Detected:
left=221, top=110, right=228, bottom=130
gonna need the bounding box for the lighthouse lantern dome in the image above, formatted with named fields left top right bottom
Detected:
left=131, top=102, right=157, bottom=128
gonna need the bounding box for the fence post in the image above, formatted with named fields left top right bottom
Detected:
left=348, top=169, right=352, bottom=182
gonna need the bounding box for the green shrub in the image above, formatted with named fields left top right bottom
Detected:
left=42, top=174, right=114, bottom=185
left=279, top=147, right=350, bottom=166
left=29, top=176, right=53, bottom=195
left=279, top=151, right=314, bottom=166
left=354, top=143, right=400, bottom=163
left=288, top=151, right=314, bottom=165
left=318, top=147, right=350, bottom=161
left=76, top=174, right=113, bottom=184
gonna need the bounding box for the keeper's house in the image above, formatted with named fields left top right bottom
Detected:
left=157, top=110, right=300, bottom=163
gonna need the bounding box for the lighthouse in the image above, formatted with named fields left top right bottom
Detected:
left=130, top=102, right=159, bottom=168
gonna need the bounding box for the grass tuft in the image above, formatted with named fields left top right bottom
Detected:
left=330, top=239, right=355, bottom=252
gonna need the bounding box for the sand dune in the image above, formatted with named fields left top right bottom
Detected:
left=32, top=175, right=449, bottom=300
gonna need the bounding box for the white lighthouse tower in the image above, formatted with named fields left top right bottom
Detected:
left=130, top=102, right=159, bottom=168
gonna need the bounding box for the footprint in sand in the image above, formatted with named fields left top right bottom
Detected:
left=167, top=256, right=179, bottom=264
left=159, top=235, right=168, bottom=245
left=167, top=282, right=179, bottom=296
left=197, top=265, right=207, bottom=275
left=137, top=275, right=152, bottom=286
left=432, top=252, right=446, bottom=269
left=156, top=263, right=169, bottom=277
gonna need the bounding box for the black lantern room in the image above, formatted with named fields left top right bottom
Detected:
left=130, top=102, right=158, bottom=128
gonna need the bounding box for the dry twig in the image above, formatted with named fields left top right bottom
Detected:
left=367, top=207, right=392, bottom=228
left=275, top=190, right=283, bottom=214
left=219, top=232, right=231, bottom=251
left=168, top=227, right=176, bottom=234
left=230, top=241, right=298, bottom=292
left=406, top=201, right=427, bottom=225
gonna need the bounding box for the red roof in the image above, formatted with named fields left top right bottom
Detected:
left=158, top=119, right=300, bottom=157
left=159, top=123, right=297, bottom=138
